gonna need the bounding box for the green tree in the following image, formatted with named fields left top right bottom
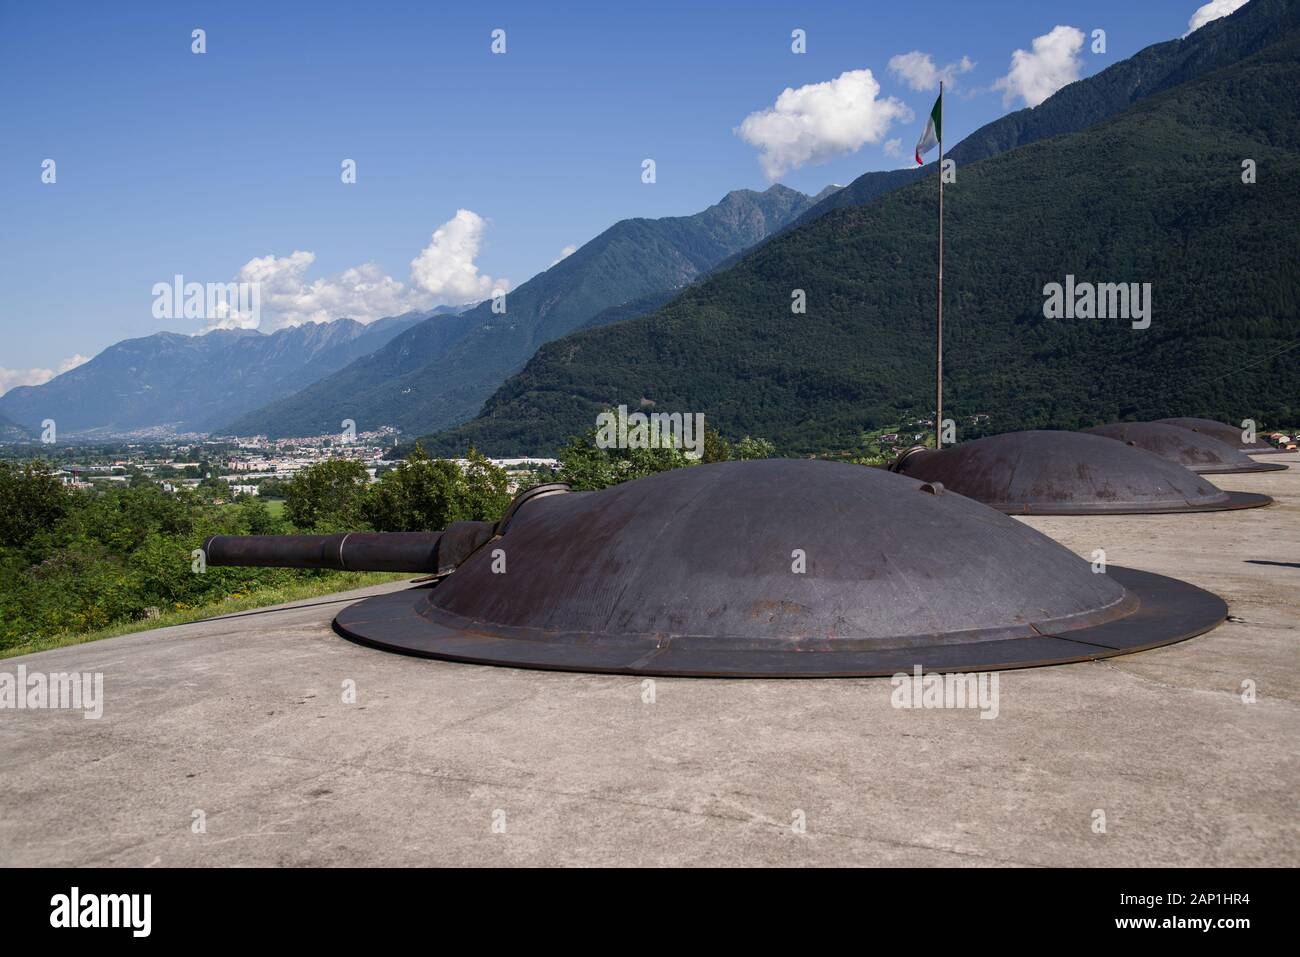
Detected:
left=363, top=444, right=511, bottom=531
left=702, top=426, right=732, bottom=463
left=284, top=460, right=369, bottom=530
left=0, top=460, right=69, bottom=548
left=363, top=445, right=462, bottom=531
left=0, top=454, right=389, bottom=653
left=256, top=477, right=288, bottom=497
left=556, top=418, right=702, bottom=491
left=556, top=435, right=619, bottom=490
left=236, top=497, right=281, bottom=535
left=458, top=447, right=512, bottom=522
left=197, top=476, right=231, bottom=503
left=733, top=436, right=776, bottom=460
left=623, top=446, right=693, bottom=480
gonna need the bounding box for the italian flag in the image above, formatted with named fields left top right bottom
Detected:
left=914, top=93, right=942, bottom=165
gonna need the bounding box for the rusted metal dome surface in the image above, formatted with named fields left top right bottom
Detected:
left=1155, top=417, right=1288, bottom=455
left=335, top=459, right=1225, bottom=676
left=890, top=431, right=1270, bottom=515
left=1083, top=422, right=1287, bottom=474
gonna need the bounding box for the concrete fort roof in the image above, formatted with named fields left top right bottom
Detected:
left=1084, top=422, right=1287, bottom=475
left=1, top=451, right=1295, bottom=867
left=890, top=430, right=1271, bottom=515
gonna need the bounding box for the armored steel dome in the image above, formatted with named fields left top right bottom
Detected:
left=1083, top=422, right=1287, bottom=474
left=327, top=459, right=1225, bottom=676
left=1155, top=417, right=1288, bottom=455
left=890, top=431, right=1271, bottom=514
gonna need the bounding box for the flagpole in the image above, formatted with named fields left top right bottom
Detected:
left=935, top=80, right=944, bottom=450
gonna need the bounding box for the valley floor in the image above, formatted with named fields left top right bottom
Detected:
left=1, top=453, right=1296, bottom=866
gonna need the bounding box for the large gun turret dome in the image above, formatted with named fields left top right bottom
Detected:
left=889, top=430, right=1271, bottom=514
left=1083, top=422, right=1287, bottom=474
left=199, top=458, right=1233, bottom=677
left=1155, top=417, right=1289, bottom=455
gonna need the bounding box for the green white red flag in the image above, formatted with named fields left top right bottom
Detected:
left=915, top=93, right=942, bottom=164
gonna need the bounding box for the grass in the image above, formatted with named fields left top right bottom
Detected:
left=0, top=570, right=412, bottom=660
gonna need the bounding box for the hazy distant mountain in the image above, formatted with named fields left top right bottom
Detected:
left=0, top=411, right=31, bottom=442
left=223, top=184, right=826, bottom=438
left=0, top=313, right=435, bottom=438
left=421, top=3, right=1300, bottom=456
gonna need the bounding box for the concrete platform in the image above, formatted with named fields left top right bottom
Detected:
left=2, top=453, right=1297, bottom=867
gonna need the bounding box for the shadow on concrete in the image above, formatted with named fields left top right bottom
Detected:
left=199, top=584, right=418, bottom=623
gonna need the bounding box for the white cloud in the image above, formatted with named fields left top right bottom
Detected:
left=209, top=251, right=419, bottom=332
left=883, top=138, right=903, bottom=158
left=888, top=51, right=975, bottom=91
left=0, top=354, right=91, bottom=395
left=736, top=69, right=912, bottom=180
left=992, top=25, right=1085, bottom=109
left=409, top=209, right=507, bottom=303
left=0, top=367, right=54, bottom=395
left=200, top=210, right=508, bottom=334
left=550, top=244, right=578, bottom=268
left=1186, top=0, right=1249, bottom=36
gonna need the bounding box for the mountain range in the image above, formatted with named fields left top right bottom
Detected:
left=3, top=184, right=836, bottom=442
left=219, top=184, right=836, bottom=439
left=785, top=0, right=1300, bottom=232
left=8, top=0, right=1296, bottom=451
left=243, top=0, right=1300, bottom=448
left=420, top=0, right=1300, bottom=456
left=0, top=312, right=431, bottom=438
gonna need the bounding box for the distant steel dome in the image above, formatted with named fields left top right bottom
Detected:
left=319, top=459, right=1225, bottom=676
left=1155, top=417, right=1289, bottom=455
left=1083, top=422, right=1287, bottom=474
left=890, top=431, right=1270, bottom=514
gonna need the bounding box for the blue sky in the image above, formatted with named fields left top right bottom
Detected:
left=0, top=0, right=1238, bottom=387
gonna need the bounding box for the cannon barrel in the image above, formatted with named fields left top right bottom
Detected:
left=203, top=531, right=445, bottom=572
left=201, top=484, right=570, bottom=576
